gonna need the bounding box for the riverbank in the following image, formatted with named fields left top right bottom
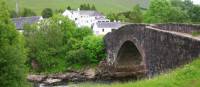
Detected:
left=77, top=58, right=200, bottom=87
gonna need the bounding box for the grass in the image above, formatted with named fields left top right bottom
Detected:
left=6, top=0, right=149, bottom=15
left=77, top=58, right=200, bottom=87
left=192, top=31, right=200, bottom=36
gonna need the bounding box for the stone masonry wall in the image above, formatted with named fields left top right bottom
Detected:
left=153, top=23, right=200, bottom=34
left=104, top=24, right=200, bottom=77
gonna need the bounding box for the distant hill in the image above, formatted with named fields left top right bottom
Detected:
left=6, top=0, right=149, bottom=15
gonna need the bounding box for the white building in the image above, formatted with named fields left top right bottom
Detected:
left=93, top=22, right=122, bottom=35
left=63, top=8, right=123, bottom=35
left=62, top=8, right=110, bottom=28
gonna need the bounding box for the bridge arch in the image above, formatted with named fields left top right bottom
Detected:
left=115, top=40, right=143, bottom=68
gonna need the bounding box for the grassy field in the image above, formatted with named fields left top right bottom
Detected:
left=78, top=58, right=200, bottom=87
left=6, top=0, right=149, bottom=15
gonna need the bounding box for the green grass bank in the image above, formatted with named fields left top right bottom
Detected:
left=78, top=58, right=200, bottom=87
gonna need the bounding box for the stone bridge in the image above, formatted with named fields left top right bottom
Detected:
left=104, top=24, right=200, bottom=77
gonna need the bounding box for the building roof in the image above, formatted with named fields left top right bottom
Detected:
left=95, top=17, right=109, bottom=21
left=96, top=22, right=122, bottom=29
left=71, top=10, right=103, bottom=16
left=12, top=16, right=42, bottom=29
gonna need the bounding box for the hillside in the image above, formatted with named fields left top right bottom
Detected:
left=79, top=58, right=200, bottom=87
left=6, top=0, right=149, bottom=15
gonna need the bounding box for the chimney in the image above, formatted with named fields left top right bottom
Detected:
left=77, top=8, right=80, bottom=11
left=16, top=0, right=19, bottom=15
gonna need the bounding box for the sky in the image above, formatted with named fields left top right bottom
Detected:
left=192, top=0, right=200, bottom=5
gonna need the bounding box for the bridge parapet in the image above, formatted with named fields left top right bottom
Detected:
left=152, top=23, right=200, bottom=34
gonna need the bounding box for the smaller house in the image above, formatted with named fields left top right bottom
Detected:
left=12, top=16, right=43, bottom=32
left=93, top=22, right=122, bottom=35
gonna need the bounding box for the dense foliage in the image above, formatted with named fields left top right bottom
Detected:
left=144, top=0, right=190, bottom=23
left=42, top=8, right=53, bottom=18
left=0, top=1, right=28, bottom=87
left=80, top=3, right=96, bottom=10
left=24, top=15, right=105, bottom=73
left=108, top=0, right=200, bottom=23
left=107, top=5, right=143, bottom=23
left=21, top=8, right=37, bottom=17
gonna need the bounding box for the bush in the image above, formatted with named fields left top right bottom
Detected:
left=65, top=36, right=106, bottom=69
left=81, top=36, right=106, bottom=63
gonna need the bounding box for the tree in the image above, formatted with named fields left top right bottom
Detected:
left=144, top=0, right=190, bottom=23
left=9, top=10, right=18, bottom=18
left=107, top=13, right=118, bottom=21
left=80, top=3, right=92, bottom=10
left=128, top=5, right=143, bottom=23
left=91, top=5, right=96, bottom=10
left=81, top=36, right=105, bottom=63
left=188, top=5, right=200, bottom=23
left=42, top=8, right=53, bottom=18
left=0, top=1, right=28, bottom=87
left=24, top=15, right=76, bottom=73
left=21, top=8, right=36, bottom=17
left=117, top=14, right=127, bottom=22
left=170, top=0, right=200, bottom=23
left=182, top=0, right=193, bottom=11
left=67, top=6, right=71, bottom=10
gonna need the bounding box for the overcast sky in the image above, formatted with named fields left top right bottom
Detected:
left=192, top=0, right=200, bottom=4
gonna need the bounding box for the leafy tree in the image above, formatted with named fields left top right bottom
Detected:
left=55, top=9, right=64, bottom=14
left=182, top=0, right=193, bottom=11
left=171, top=0, right=185, bottom=9
left=128, top=5, right=143, bottom=23
left=24, top=15, right=77, bottom=73
left=117, top=14, right=127, bottom=22
left=42, top=8, right=53, bottom=18
left=65, top=35, right=105, bottom=68
left=188, top=5, right=200, bottom=23
left=73, top=27, right=93, bottom=40
left=91, top=5, right=96, bottom=10
left=0, top=1, right=28, bottom=87
left=81, top=36, right=105, bottom=63
left=9, top=10, right=18, bottom=18
left=107, top=5, right=143, bottom=23
left=21, top=8, right=36, bottom=17
left=67, top=6, right=72, bottom=10
left=107, top=13, right=118, bottom=21
left=170, top=0, right=200, bottom=23
left=144, top=0, right=189, bottom=23
left=80, top=3, right=91, bottom=10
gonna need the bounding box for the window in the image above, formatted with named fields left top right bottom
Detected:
left=96, top=31, right=99, bottom=35
left=102, top=29, right=104, bottom=32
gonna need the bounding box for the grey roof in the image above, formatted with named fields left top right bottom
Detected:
left=12, top=16, right=42, bottom=29
left=96, top=22, right=122, bottom=29
left=95, top=17, right=109, bottom=21
left=72, top=10, right=103, bottom=16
